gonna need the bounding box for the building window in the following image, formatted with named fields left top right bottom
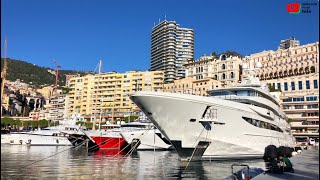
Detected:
left=222, top=64, right=226, bottom=70
left=221, top=55, right=227, bottom=60
left=298, top=81, right=302, bottom=90
left=291, top=82, right=295, bottom=91
left=277, top=83, right=281, bottom=91
left=306, top=80, right=310, bottom=89
left=230, top=72, right=234, bottom=79
left=282, top=105, right=289, bottom=109
left=306, top=96, right=318, bottom=101
left=294, top=105, right=304, bottom=109
left=307, top=104, right=318, bottom=109
left=314, top=80, right=318, bottom=89
left=284, top=82, right=288, bottom=91
left=222, top=73, right=226, bottom=80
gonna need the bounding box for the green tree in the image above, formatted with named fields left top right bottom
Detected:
left=85, top=122, right=93, bottom=129
left=268, top=84, right=281, bottom=92
left=1, top=116, right=14, bottom=127
left=39, top=119, right=48, bottom=128
left=14, top=119, right=21, bottom=129
left=76, top=121, right=85, bottom=126
left=24, top=121, right=32, bottom=128
left=60, top=87, right=72, bottom=94
left=32, top=121, right=39, bottom=128
left=123, top=116, right=139, bottom=123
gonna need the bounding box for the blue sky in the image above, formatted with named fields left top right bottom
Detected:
left=1, top=0, right=319, bottom=72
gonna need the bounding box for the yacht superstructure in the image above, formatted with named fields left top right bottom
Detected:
left=129, top=58, right=296, bottom=160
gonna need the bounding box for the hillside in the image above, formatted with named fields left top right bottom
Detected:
left=1, top=58, right=92, bottom=87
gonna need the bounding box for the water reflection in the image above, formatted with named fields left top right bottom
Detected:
left=1, top=144, right=265, bottom=179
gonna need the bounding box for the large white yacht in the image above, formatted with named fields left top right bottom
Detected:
left=129, top=59, right=296, bottom=160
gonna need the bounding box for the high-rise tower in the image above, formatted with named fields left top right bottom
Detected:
left=150, top=20, right=194, bottom=83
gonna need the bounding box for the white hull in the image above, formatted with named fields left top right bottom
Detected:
left=120, top=129, right=173, bottom=150
left=130, top=92, right=296, bottom=160
left=8, top=133, right=72, bottom=146
left=1, top=134, right=12, bottom=144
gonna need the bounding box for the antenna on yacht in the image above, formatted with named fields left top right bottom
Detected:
left=92, top=60, right=102, bottom=130
left=241, top=56, right=264, bottom=87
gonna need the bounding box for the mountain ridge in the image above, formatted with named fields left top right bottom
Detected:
left=1, top=58, right=93, bottom=87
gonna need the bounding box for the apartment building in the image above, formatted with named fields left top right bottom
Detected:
left=36, top=86, right=53, bottom=99
left=163, top=77, right=222, bottom=96
left=151, top=20, right=194, bottom=83
left=185, top=54, right=243, bottom=87
left=67, top=71, right=163, bottom=121
left=45, top=93, right=67, bottom=122
left=249, top=38, right=319, bottom=141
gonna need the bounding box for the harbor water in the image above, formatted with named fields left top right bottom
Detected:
left=1, top=144, right=265, bottom=179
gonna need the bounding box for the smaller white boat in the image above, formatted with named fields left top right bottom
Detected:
left=120, top=127, right=173, bottom=150
left=1, top=129, right=12, bottom=144
left=8, top=128, right=72, bottom=146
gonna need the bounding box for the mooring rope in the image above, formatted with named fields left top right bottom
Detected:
left=184, top=124, right=208, bottom=171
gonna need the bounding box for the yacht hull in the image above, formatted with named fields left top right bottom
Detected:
left=120, top=129, right=173, bottom=150
left=130, top=92, right=296, bottom=160
left=8, top=133, right=72, bottom=146
left=83, top=131, right=128, bottom=151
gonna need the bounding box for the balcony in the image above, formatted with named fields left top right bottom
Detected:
left=292, top=131, right=319, bottom=136
left=291, top=124, right=319, bottom=128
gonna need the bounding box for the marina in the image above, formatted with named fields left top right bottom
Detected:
left=1, top=1, right=318, bottom=179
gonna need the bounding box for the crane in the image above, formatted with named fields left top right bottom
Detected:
left=52, top=59, right=61, bottom=96
left=1, top=39, right=8, bottom=103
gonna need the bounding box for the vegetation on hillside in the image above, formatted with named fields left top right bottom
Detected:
left=1, top=58, right=92, bottom=87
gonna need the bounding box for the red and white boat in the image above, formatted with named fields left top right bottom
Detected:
left=83, top=121, right=172, bottom=151
left=83, top=124, right=128, bottom=151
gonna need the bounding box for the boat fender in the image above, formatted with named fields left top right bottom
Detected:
left=19, top=140, right=23, bottom=145
left=56, top=139, right=59, bottom=144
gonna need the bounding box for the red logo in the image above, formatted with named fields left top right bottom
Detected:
left=287, top=3, right=301, bottom=13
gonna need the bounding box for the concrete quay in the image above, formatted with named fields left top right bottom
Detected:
left=253, top=148, right=319, bottom=180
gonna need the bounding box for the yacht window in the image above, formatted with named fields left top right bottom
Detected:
left=242, top=117, right=283, bottom=133
left=211, top=91, right=235, bottom=96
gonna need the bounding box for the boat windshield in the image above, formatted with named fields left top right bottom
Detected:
left=210, top=90, right=262, bottom=97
